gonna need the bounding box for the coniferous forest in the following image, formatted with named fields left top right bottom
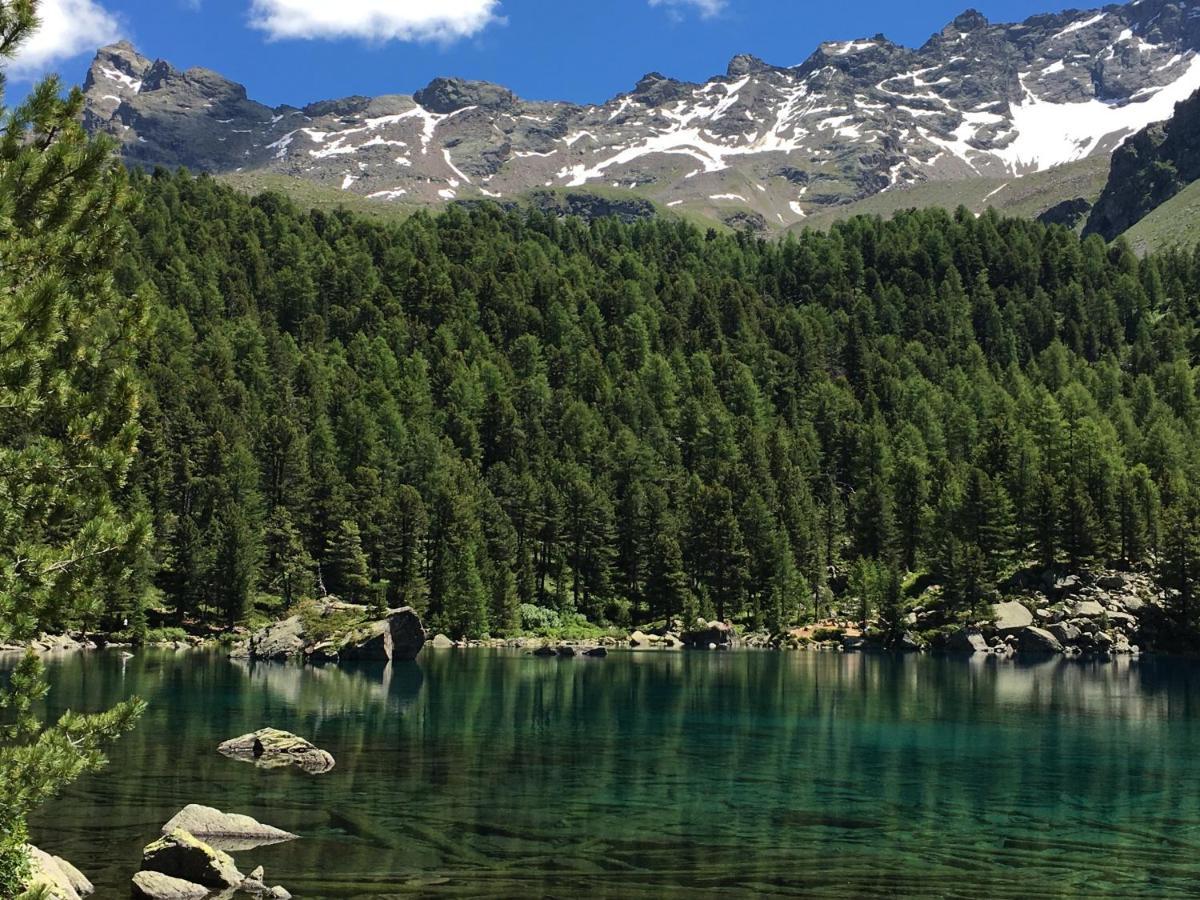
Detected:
left=45, top=168, right=1197, bottom=643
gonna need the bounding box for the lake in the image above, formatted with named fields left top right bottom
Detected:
left=18, top=648, right=1200, bottom=898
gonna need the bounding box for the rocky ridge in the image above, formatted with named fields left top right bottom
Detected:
left=81, top=0, right=1200, bottom=231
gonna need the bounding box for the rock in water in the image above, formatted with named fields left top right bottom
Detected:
left=430, top=633, right=454, bottom=649
left=584, top=647, right=608, bottom=658
left=141, top=828, right=243, bottom=889
left=218, top=727, right=336, bottom=774
left=162, top=804, right=298, bottom=852
left=131, top=871, right=210, bottom=900
left=25, top=845, right=93, bottom=899
left=339, top=607, right=427, bottom=662
left=992, top=601, right=1033, bottom=632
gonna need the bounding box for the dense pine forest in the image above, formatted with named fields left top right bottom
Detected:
left=66, top=169, right=1196, bottom=642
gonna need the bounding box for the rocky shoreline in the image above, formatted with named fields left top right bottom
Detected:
left=2, top=569, right=1184, bottom=664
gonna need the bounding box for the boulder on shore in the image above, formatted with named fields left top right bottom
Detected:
left=141, top=828, right=242, bottom=890
left=131, top=871, right=210, bottom=900
left=218, top=728, right=335, bottom=775
left=946, top=628, right=989, bottom=654
left=338, top=608, right=427, bottom=662
left=430, top=633, right=455, bottom=649
left=681, top=619, right=735, bottom=649
left=992, top=601, right=1033, bottom=632
left=25, top=845, right=92, bottom=899
left=1015, top=626, right=1064, bottom=655
left=162, top=804, right=297, bottom=853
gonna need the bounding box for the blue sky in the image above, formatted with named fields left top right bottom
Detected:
left=17, top=0, right=1093, bottom=106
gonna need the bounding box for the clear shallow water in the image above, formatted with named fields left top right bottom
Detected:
left=14, top=648, right=1200, bottom=898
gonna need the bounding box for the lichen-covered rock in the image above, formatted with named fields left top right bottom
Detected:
left=218, top=727, right=335, bottom=774
left=141, top=828, right=242, bottom=889
left=131, top=871, right=210, bottom=900
left=162, top=804, right=298, bottom=852
left=339, top=607, right=427, bottom=662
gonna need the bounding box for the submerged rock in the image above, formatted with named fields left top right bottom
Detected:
left=131, top=871, right=210, bottom=900
left=584, top=646, right=608, bottom=658
left=162, top=804, right=298, bottom=852
left=141, top=828, right=242, bottom=889
left=218, top=728, right=335, bottom=774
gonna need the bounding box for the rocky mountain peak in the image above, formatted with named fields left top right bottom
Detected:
left=79, top=0, right=1200, bottom=233
left=413, top=77, right=517, bottom=114
left=951, top=9, right=990, bottom=32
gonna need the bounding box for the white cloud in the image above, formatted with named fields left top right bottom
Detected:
left=649, top=0, right=726, bottom=19
left=249, top=0, right=502, bottom=43
left=10, top=0, right=121, bottom=78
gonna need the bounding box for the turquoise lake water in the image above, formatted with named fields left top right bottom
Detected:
left=16, top=648, right=1200, bottom=898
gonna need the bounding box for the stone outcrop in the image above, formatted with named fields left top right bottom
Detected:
left=233, top=603, right=426, bottom=664
left=218, top=727, right=336, bottom=774
left=338, top=608, right=427, bottom=662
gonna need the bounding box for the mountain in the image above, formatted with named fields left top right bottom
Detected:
left=82, top=0, right=1200, bottom=231
left=1085, top=83, right=1200, bottom=240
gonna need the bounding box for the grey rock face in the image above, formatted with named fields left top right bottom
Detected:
left=81, top=1, right=1200, bottom=229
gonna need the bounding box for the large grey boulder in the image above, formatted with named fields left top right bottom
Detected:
left=218, top=728, right=335, bottom=775
left=1073, top=600, right=1105, bottom=618
left=1049, top=622, right=1082, bottom=645
left=141, top=828, right=242, bottom=889
left=1016, top=626, right=1064, bottom=655
left=25, top=845, right=92, bottom=899
left=430, top=633, right=455, bottom=649
left=993, top=601, right=1033, bottom=632
left=947, top=628, right=989, bottom=654
left=244, top=615, right=306, bottom=660
left=162, top=805, right=297, bottom=852
left=339, top=608, right=427, bottom=662
left=131, top=871, right=210, bottom=900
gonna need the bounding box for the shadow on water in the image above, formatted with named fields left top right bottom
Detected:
left=13, top=649, right=1200, bottom=898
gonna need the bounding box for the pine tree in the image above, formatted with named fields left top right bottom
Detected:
left=0, top=4, right=150, bottom=638
left=0, top=3, right=146, bottom=890
left=325, top=520, right=372, bottom=606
